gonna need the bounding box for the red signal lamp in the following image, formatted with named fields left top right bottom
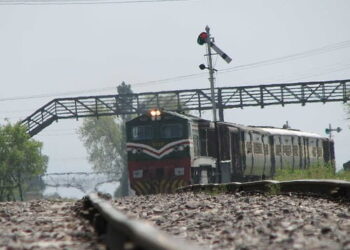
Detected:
left=197, top=32, right=208, bottom=45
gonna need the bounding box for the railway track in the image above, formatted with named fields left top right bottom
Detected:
left=81, top=179, right=350, bottom=250
left=179, top=179, right=350, bottom=199
left=1, top=180, right=350, bottom=249
left=0, top=199, right=105, bottom=249
left=80, top=192, right=203, bottom=250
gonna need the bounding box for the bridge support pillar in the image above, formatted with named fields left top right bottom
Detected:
left=218, top=89, right=224, bottom=122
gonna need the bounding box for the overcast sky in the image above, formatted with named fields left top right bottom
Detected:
left=1, top=0, right=349, bottom=197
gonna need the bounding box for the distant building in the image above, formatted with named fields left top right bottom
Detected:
left=344, top=161, right=350, bottom=171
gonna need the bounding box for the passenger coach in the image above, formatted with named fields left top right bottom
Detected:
left=126, top=110, right=335, bottom=195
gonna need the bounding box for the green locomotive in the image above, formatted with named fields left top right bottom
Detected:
left=126, top=110, right=335, bottom=195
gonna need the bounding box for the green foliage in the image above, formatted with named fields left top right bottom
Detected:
left=79, top=82, right=134, bottom=197
left=79, top=116, right=125, bottom=174
left=79, top=82, right=191, bottom=197
left=0, top=122, right=48, bottom=201
left=266, top=183, right=281, bottom=195
left=157, top=94, right=187, bottom=112
left=204, top=185, right=228, bottom=195
left=140, top=93, right=190, bottom=114
left=336, top=169, right=350, bottom=180
left=274, top=163, right=350, bottom=181
left=117, top=81, right=134, bottom=120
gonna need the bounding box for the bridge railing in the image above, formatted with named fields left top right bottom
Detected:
left=21, top=79, right=350, bottom=136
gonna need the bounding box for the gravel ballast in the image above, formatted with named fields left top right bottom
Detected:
left=113, top=192, right=350, bottom=250
left=0, top=199, right=104, bottom=249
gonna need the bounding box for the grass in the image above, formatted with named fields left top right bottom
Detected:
left=266, top=183, right=281, bottom=195
left=274, top=163, right=350, bottom=181
left=203, top=185, right=228, bottom=195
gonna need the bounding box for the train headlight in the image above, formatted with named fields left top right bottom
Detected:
left=150, top=109, right=161, bottom=120
left=150, top=109, right=161, bottom=116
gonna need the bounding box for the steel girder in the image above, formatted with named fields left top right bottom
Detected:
left=21, top=79, right=350, bottom=137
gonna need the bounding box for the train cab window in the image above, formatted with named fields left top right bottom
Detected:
left=132, top=126, right=153, bottom=140
left=160, top=124, right=183, bottom=139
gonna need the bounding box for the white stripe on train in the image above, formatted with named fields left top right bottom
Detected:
left=127, top=139, right=192, bottom=159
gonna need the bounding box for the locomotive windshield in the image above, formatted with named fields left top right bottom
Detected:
left=160, top=124, right=183, bottom=139
left=130, top=123, right=184, bottom=141
left=132, top=125, right=153, bottom=140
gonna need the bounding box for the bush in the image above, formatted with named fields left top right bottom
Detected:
left=274, top=163, right=350, bottom=181
left=336, top=170, right=350, bottom=181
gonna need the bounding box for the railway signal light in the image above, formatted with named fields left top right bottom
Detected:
left=197, top=26, right=232, bottom=123
left=197, top=32, right=208, bottom=45
left=199, top=64, right=206, bottom=70
left=325, top=124, right=342, bottom=139
left=197, top=30, right=232, bottom=64
left=210, top=43, right=232, bottom=64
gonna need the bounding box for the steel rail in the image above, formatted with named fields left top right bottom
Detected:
left=81, top=180, right=350, bottom=249
left=82, top=193, right=204, bottom=250
left=179, top=179, right=350, bottom=199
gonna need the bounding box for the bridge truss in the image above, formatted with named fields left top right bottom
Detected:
left=22, top=79, right=350, bottom=136
left=42, top=172, right=118, bottom=193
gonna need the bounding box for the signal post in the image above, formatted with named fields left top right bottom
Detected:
left=197, top=26, right=232, bottom=183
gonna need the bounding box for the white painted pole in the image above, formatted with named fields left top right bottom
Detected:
left=205, top=25, right=217, bottom=122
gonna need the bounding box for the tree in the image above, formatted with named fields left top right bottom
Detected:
left=79, top=82, right=133, bottom=197
left=0, top=122, right=48, bottom=201
left=79, top=116, right=126, bottom=185
left=140, top=93, right=190, bottom=114
left=78, top=82, right=189, bottom=197
left=115, top=81, right=134, bottom=196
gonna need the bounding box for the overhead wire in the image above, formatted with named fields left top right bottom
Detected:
left=1, top=39, right=350, bottom=103
left=283, top=63, right=350, bottom=82
left=224, top=61, right=350, bottom=87
left=132, top=40, right=350, bottom=87
left=0, top=0, right=190, bottom=5
left=0, top=86, right=117, bottom=102
left=3, top=62, right=349, bottom=121
left=218, top=40, right=350, bottom=74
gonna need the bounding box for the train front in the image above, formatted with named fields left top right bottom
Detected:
left=126, top=110, right=192, bottom=195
